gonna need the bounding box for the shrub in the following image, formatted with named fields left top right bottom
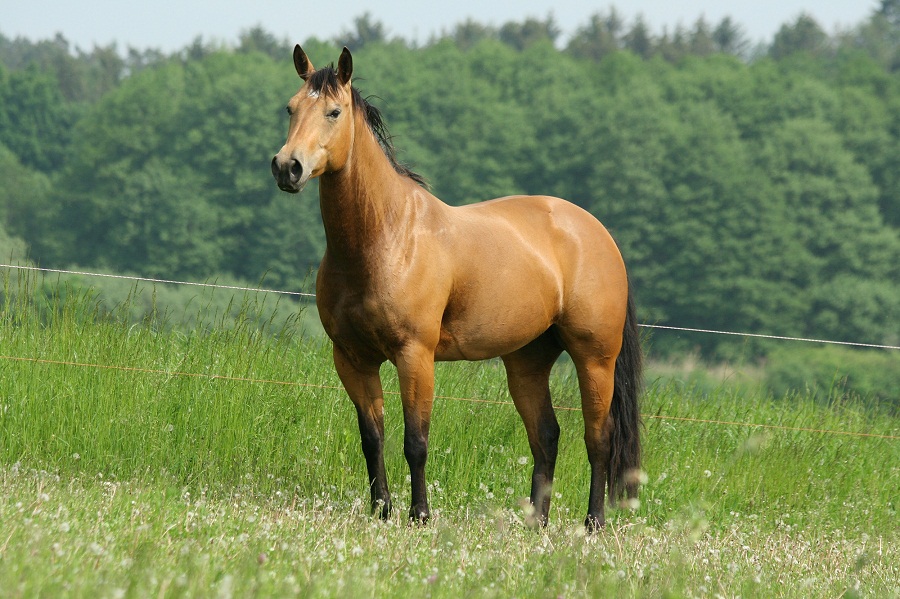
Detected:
left=765, top=344, right=899, bottom=411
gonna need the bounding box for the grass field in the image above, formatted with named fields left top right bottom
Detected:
left=1, top=277, right=898, bottom=597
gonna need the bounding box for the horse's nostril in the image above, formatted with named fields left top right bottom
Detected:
left=271, top=156, right=279, bottom=178
left=289, top=159, right=303, bottom=183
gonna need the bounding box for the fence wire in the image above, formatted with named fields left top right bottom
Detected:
left=3, top=353, right=897, bottom=441
left=3, top=263, right=898, bottom=350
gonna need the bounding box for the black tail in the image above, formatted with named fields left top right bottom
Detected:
left=607, top=283, right=643, bottom=504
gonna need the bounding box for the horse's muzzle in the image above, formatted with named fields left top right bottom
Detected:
left=271, top=155, right=305, bottom=193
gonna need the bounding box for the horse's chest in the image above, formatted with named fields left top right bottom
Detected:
left=318, top=285, right=408, bottom=359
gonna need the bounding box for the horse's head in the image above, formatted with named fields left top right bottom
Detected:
left=271, top=46, right=355, bottom=193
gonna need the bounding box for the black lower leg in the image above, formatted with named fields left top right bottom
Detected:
left=529, top=416, right=560, bottom=526
left=405, top=427, right=430, bottom=524
left=356, top=408, right=391, bottom=518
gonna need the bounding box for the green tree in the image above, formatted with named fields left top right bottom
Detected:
left=43, top=51, right=308, bottom=280
left=656, top=26, right=689, bottom=63
left=448, top=20, right=498, bottom=50
left=338, top=13, right=390, bottom=50
left=0, top=33, right=125, bottom=103
left=770, top=13, right=829, bottom=59
left=622, top=16, right=654, bottom=59
left=567, top=9, right=624, bottom=62
left=0, top=143, right=51, bottom=249
left=244, top=185, right=325, bottom=291
left=6, top=19, right=900, bottom=357
left=0, top=62, right=75, bottom=170
left=498, top=16, right=560, bottom=51
left=712, top=17, right=750, bottom=57
left=238, top=26, right=289, bottom=61
left=0, top=224, right=27, bottom=265
left=689, top=18, right=715, bottom=56
left=873, top=0, right=900, bottom=69
left=360, top=40, right=536, bottom=203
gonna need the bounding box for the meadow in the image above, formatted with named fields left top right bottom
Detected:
left=1, top=275, right=898, bottom=598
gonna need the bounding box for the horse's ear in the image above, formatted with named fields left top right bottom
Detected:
left=337, top=47, right=353, bottom=86
left=293, top=45, right=314, bottom=81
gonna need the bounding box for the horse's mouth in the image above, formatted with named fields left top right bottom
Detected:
left=276, top=179, right=308, bottom=194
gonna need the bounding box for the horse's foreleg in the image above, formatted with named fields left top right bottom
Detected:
left=502, top=338, right=562, bottom=526
left=333, top=346, right=391, bottom=519
left=395, top=343, right=436, bottom=524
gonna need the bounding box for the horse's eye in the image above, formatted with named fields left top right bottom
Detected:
left=327, top=108, right=342, bottom=119
left=285, top=106, right=293, bottom=116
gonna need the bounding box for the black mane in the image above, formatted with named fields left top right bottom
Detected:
left=307, top=67, right=428, bottom=188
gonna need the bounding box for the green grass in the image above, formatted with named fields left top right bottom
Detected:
left=1, top=276, right=899, bottom=597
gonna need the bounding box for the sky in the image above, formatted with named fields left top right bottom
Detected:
left=1, top=0, right=882, bottom=53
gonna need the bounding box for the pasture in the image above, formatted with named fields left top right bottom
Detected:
left=1, top=279, right=898, bottom=597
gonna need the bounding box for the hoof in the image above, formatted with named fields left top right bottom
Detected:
left=519, top=497, right=549, bottom=529
left=584, top=513, right=605, bottom=533
left=373, top=499, right=392, bottom=520
left=408, top=506, right=430, bottom=526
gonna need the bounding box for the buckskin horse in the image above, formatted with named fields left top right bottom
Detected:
left=271, top=46, right=642, bottom=530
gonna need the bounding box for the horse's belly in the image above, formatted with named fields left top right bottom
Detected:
left=434, top=302, right=555, bottom=361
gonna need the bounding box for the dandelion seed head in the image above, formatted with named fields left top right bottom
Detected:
left=624, top=468, right=649, bottom=486
left=620, top=497, right=640, bottom=510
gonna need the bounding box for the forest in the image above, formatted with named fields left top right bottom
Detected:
left=1, top=3, right=899, bottom=375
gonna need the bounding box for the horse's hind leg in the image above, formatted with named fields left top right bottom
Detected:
left=570, top=350, right=617, bottom=531
left=501, top=333, right=562, bottom=526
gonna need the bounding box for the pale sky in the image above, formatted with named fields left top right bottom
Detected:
left=1, top=0, right=881, bottom=53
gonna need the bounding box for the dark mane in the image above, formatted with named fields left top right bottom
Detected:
left=307, top=67, right=428, bottom=188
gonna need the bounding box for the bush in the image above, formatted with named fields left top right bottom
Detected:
left=765, top=344, right=899, bottom=411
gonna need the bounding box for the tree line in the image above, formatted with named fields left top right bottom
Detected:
left=1, top=2, right=899, bottom=358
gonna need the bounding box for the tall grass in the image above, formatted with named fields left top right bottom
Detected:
left=1, top=274, right=898, bottom=597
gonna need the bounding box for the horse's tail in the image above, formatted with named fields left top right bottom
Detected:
left=608, top=281, right=643, bottom=504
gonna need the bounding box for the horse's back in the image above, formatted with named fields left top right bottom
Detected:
left=450, top=194, right=625, bottom=290
left=435, top=195, right=628, bottom=360
left=457, top=195, right=616, bottom=248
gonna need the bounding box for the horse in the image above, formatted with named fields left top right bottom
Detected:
left=271, top=46, right=642, bottom=530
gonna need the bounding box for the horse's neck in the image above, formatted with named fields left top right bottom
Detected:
left=318, top=127, right=416, bottom=267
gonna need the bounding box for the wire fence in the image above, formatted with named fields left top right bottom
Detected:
left=1, top=262, right=897, bottom=442
left=3, top=353, right=897, bottom=441
left=4, top=263, right=899, bottom=351
left=0, top=264, right=316, bottom=298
